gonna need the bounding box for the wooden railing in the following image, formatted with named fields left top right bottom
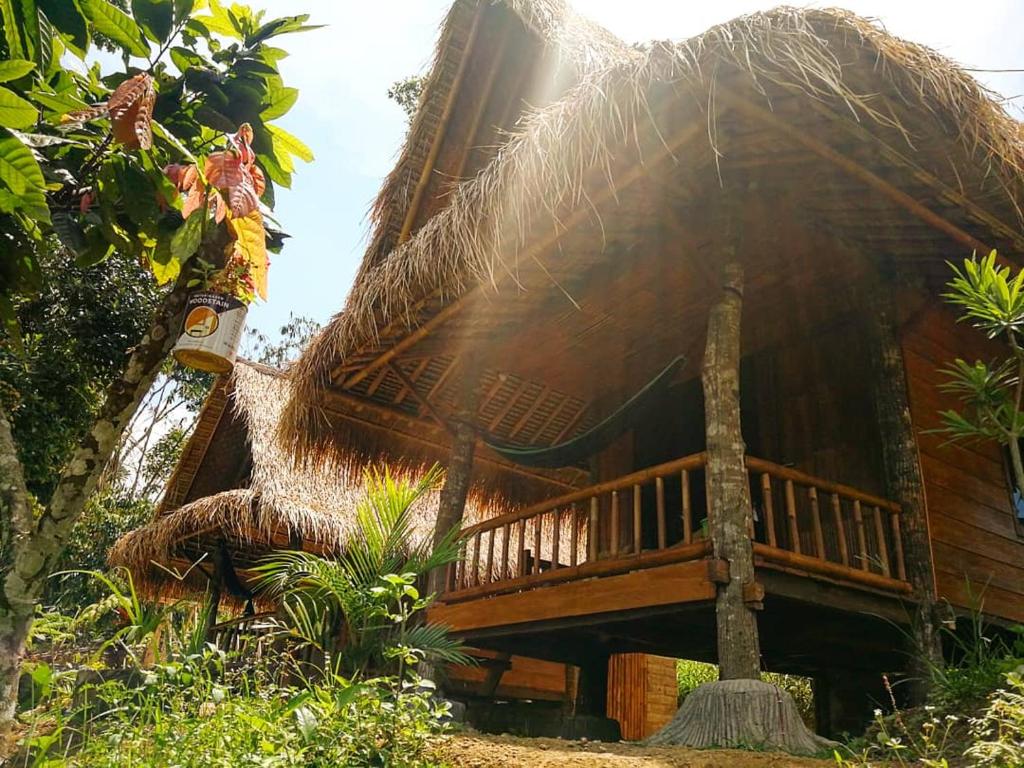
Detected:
left=208, top=611, right=278, bottom=654
left=746, top=457, right=906, bottom=583
left=443, top=453, right=908, bottom=600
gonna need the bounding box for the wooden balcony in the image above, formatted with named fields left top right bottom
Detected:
left=438, top=453, right=912, bottom=618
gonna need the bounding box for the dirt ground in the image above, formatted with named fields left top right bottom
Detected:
left=435, top=733, right=832, bottom=768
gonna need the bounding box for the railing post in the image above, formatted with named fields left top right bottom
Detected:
left=656, top=477, right=667, bottom=550
left=760, top=473, right=776, bottom=547
left=784, top=479, right=800, bottom=554
left=832, top=494, right=850, bottom=567
left=809, top=487, right=825, bottom=559
left=632, top=484, right=642, bottom=556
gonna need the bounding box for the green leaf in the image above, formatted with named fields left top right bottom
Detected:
left=131, top=0, right=172, bottom=43
left=38, top=0, right=89, bottom=54
left=259, top=84, right=297, bottom=121
left=0, top=86, right=37, bottom=128
left=0, top=59, right=35, bottom=82
left=194, top=103, right=235, bottom=132
left=28, top=88, right=89, bottom=115
left=0, top=128, right=48, bottom=221
left=267, top=123, right=312, bottom=163
left=171, top=0, right=192, bottom=24
left=0, top=293, right=25, bottom=356
left=246, top=14, right=321, bottom=46
left=170, top=209, right=203, bottom=262
left=169, top=45, right=205, bottom=72
left=17, top=0, right=41, bottom=65
left=79, top=0, right=149, bottom=57
left=0, top=0, right=24, bottom=58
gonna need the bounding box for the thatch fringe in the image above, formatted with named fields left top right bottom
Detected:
left=359, top=0, right=633, bottom=284
left=108, top=362, right=519, bottom=599
left=284, top=4, right=1024, bottom=465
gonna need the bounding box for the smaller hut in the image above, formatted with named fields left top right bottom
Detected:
left=108, top=361, right=579, bottom=706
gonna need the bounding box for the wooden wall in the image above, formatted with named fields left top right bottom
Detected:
left=902, top=303, right=1024, bottom=623
left=607, top=654, right=678, bottom=740
left=447, top=652, right=569, bottom=702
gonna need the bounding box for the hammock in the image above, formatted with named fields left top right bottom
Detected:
left=484, top=355, right=686, bottom=468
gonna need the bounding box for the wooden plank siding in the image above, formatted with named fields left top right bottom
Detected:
left=447, top=652, right=569, bottom=702
left=902, top=303, right=1024, bottom=623
left=607, top=654, right=678, bottom=740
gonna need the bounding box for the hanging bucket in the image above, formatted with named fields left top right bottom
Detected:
left=172, top=291, right=247, bottom=374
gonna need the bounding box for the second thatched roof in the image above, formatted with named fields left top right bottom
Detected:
left=108, top=361, right=500, bottom=598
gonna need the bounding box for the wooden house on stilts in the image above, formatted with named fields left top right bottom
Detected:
left=276, top=0, right=1024, bottom=739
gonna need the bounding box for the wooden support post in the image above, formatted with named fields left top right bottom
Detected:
left=866, top=276, right=941, bottom=702
left=701, top=218, right=762, bottom=680
left=427, top=360, right=482, bottom=597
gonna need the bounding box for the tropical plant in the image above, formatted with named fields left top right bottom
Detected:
left=252, top=466, right=469, bottom=678
left=18, top=654, right=449, bottom=767
left=938, top=251, right=1024, bottom=502
left=966, top=669, right=1024, bottom=766
left=54, top=567, right=179, bottom=666
left=0, top=0, right=314, bottom=727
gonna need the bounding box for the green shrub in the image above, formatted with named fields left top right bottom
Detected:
left=966, top=669, right=1024, bottom=767
left=20, top=651, right=450, bottom=767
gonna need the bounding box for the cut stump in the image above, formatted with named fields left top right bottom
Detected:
left=645, top=679, right=836, bottom=756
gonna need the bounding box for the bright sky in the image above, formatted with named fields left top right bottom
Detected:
left=246, top=0, right=1024, bottom=338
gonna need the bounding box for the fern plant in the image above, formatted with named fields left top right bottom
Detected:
left=252, top=466, right=469, bottom=678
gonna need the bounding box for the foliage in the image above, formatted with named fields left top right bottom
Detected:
left=675, top=659, right=815, bottom=728
left=835, top=616, right=1024, bottom=767
left=928, top=607, right=1024, bottom=710
left=47, top=492, right=152, bottom=609
left=0, top=0, right=317, bottom=343
left=966, top=669, right=1024, bottom=766
left=938, top=251, right=1024, bottom=510
left=252, top=466, right=468, bottom=677
left=53, top=567, right=180, bottom=666
left=243, top=312, right=320, bottom=368
left=18, top=653, right=449, bottom=767
left=388, top=75, right=424, bottom=122
left=16, top=467, right=465, bottom=766
left=0, top=245, right=161, bottom=500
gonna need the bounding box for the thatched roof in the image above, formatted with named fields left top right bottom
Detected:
left=108, top=362, right=512, bottom=599
left=359, top=0, right=633, bottom=282
left=282, top=2, right=1024, bottom=472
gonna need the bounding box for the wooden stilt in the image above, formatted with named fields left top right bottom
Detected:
left=867, top=275, right=941, bottom=702
left=701, top=209, right=761, bottom=681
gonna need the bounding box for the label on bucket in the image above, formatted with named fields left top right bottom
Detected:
left=172, top=291, right=247, bottom=374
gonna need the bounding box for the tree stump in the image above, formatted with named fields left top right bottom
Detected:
left=645, top=679, right=836, bottom=755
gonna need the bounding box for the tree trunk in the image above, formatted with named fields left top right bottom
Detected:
left=702, top=259, right=761, bottom=680
left=646, top=679, right=834, bottom=754
left=427, top=366, right=481, bottom=597
left=866, top=280, right=942, bottom=702
left=0, top=276, right=191, bottom=728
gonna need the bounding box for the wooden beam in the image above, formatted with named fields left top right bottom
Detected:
left=341, top=120, right=708, bottom=390
left=451, top=29, right=510, bottom=182
left=427, top=558, right=717, bottom=633
left=719, top=90, right=994, bottom=257
left=803, top=99, right=1024, bottom=256
left=397, top=3, right=485, bottom=244
left=387, top=361, right=450, bottom=430
left=319, top=387, right=582, bottom=490
left=392, top=357, right=432, bottom=405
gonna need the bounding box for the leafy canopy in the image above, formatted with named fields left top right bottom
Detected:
left=0, top=0, right=317, bottom=344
